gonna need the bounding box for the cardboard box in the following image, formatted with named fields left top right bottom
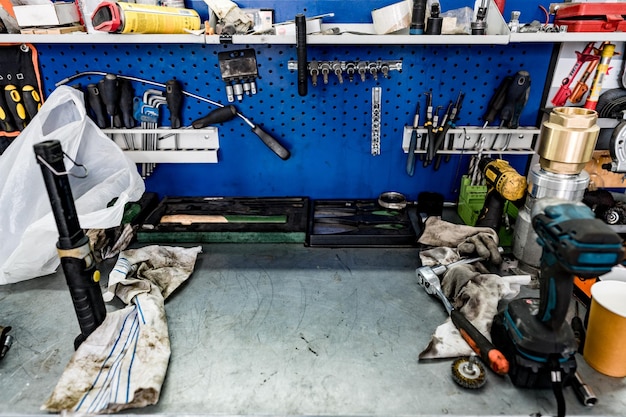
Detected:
left=13, top=2, right=80, bottom=28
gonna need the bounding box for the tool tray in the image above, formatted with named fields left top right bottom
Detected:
left=137, top=196, right=309, bottom=243
left=555, top=2, right=626, bottom=32
left=306, top=199, right=417, bottom=247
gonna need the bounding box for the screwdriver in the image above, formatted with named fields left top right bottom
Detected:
left=21, top=85, right=42, bottom=119
left=85, top=83, right=108, bottom=129
left=406, top=102, right=420, bottom=176
left=118, top=78, right=135, bottom=129
left=4, top=84, right=29, bottom=130
left=57, top=71, right=292, bottom=160
left=421, top=92, right=433, bottom=163
left=0, top=91, right=16, bottom=132
left=500, top=70, right=531, bottom=129
left=439, top=91, right=465, bottom=166
left=496, top=70, right=531, bottom=150
left=483, top=76, right=512, bottom=129
left=99, top=73, right=120, bottom=128
left=165, top=79, right=183, bottom=129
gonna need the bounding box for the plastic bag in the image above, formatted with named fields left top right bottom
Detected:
left=0, top=86, right=145, bottom=284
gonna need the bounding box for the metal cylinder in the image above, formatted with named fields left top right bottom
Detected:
left=537, top=107, right=599, bottom=175
left=525, top=164, right=590, bottom=211
left=513, top=165, right=590, bottom=269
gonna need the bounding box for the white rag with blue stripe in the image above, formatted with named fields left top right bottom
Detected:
left=42, top=245, right=202, bottom=414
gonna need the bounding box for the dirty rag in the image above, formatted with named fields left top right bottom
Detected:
left=419, top=262, right=530, bottom=360
left=418, top=216, right=502, bottom=264
left=42, top=245, right=202, bottom=414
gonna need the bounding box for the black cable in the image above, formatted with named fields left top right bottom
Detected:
left=549, top=356, right=566, bottom=417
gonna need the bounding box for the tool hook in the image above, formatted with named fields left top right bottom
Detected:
left=36, top=152, right=89, bottom=179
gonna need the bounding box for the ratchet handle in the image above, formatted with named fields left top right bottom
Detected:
left=252, top=124, right=291, bottom=160
left=451, top=309, right=509, bottom=375
left=191, top=105, right=237, bottom=128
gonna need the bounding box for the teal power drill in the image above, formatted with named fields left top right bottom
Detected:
left=491, top=203, right=624, bottom=390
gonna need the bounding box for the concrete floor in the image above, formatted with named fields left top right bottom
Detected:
left=1, top=243, right=626, bottom=416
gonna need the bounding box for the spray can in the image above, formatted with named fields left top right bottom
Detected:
left=91, top=1, right=200, bottom=34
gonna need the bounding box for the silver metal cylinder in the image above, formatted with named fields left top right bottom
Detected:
left=513, top=164, right=590, bottom=269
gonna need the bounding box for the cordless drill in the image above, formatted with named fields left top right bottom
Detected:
left=475, top=158, right=527, bottom=230
left=491, top=203, right=624, bottom=389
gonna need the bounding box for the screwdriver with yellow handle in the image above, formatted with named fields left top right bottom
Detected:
left=4, top=84, right=29, bottom=130
left=22, top=85, right=42, bottom=119
left=0, top=90, right=16, bottom=132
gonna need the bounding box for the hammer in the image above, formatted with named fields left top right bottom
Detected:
left=417, top=254, right=509, bottom=375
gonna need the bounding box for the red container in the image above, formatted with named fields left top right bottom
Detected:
left=555, top=2, right=626, bottom=32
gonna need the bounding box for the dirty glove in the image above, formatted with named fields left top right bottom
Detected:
left=418, top=216, right=502, bottom=264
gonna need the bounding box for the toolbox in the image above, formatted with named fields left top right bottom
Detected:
left=306, top=199, right=418, bottom=247
left=554, top=2, right=626, bottom=32
left=137, top=196, right=309, bottom=243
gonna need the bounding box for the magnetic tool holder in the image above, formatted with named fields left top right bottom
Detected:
left=287, top=60, right=402, bottom=86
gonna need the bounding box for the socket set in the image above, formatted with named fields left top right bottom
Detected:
left=288, top=60, right=402, bottom=85
left=218, top=48, right=259, bottom=102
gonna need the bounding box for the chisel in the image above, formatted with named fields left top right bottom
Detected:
left=160, top=214, right=287, bottom=225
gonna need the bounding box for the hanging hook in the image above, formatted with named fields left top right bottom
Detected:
left=36, top=152, right=88, bottom=179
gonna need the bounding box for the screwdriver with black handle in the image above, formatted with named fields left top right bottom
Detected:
left=421, top=92, right=433, bottom=163
left=99, top=74, right=120, bottom=128
left=499, top=70, right=531, bottom=129
left=166, top=79, right=184, bottom=129
left=4, top=84, right=29, bottom=130
left=406, top=102, right=420, bottom=176
left=118, top=78, right=135, bottom=129
left=85, top=83, right=108, bottom=129
left=192, top=104, right=290, bottom=160
left=21, top=85, right=42, bottom=120
left=0, top=91, right=16, bottom=132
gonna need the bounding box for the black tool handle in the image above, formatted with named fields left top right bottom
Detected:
left=410, top=0, right=427, bottom=34
left=484, top=76, right=512, bottom=125
left=34, top=140, right=106, bottom=349
left=406, top=129, right=418, bottom=176
left=538, top=259, right=575, bottom=330
left=475, top=190, right=505, bottom=230
left=252, top=124, right=291, bottom=160
left=21, top=85, right=42, bottom=120
left=99, top=74, right=120, bottom=120
left=86, top=84, right=108, bottom=129
left=118, top=78, right=135, bottom=128
left=450, top=309, right=509, bottom=375
left=4, top=85, right=28, bottom=130
left=0, top=90, right=16, bottom=132
left=500, top=71, right=531, bottom=127
left=191, top=105, right=237, bottom=128
left=166, top=79, right=184, bottom=129
left=296, top=14, right=308, bottom=97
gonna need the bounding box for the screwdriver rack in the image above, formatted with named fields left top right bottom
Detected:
left=103, top=127, right=220, bottom=163
left=401, top=126, right=541, bottom=155
left=287, top=60, right=402, bottom=85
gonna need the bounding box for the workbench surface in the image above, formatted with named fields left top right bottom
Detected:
left=1, top=243, right=625, bottom=416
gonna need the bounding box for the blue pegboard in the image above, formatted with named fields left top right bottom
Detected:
left=36, top=4, right=554, bottom=201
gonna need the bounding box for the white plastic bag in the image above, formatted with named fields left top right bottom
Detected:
left=0, top=86, right=145, bottom=284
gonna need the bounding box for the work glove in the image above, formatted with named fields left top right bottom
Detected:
left=418, top=216, right=502, bottom=265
